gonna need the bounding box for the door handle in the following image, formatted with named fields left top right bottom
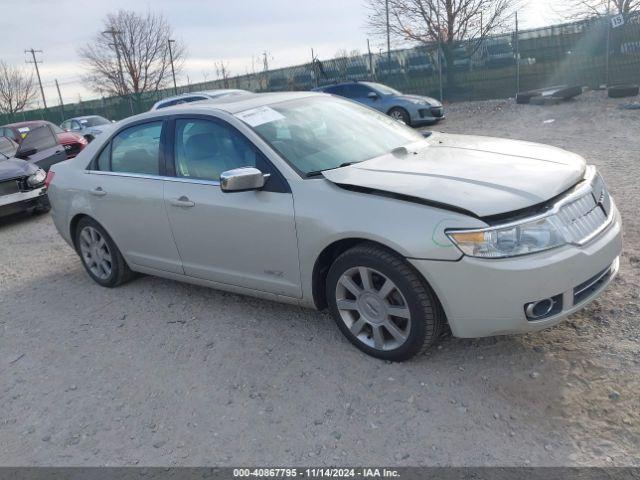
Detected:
left=90, top=187, right=107, bottom=197
left=170, top=196, right=195, bottom=208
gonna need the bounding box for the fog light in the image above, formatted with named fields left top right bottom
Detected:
left=524, top=294, right=563, bottom=321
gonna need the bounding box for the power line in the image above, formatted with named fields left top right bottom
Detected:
left=25, top=48, right=47, bottom=109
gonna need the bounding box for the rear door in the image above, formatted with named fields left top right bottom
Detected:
left=16, top=125, right=66, bottom=171
left=85, top=120, right=183, bottom=274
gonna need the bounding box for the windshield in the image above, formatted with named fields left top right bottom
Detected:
left=366, top=83, right=401, bottom=95
left=80, top=116, right=110, bottom=127
left=239, top=96, right=423, bottom=176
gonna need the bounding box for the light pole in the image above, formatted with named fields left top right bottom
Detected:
left=168, top=39, right=178, bottom=95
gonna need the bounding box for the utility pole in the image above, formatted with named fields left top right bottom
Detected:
left=55, top=79, right=65, bottom=121
left=168, top=39, right=178, bottom=95
left=385, top=0, right=391, bottom=65
left=25, top=48, right=47, bottom=109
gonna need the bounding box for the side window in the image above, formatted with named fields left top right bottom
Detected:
left=347, top=84, right=372, bottom=98
left=61, top=121, right=69, bottom=130
left=323, top=85, right=345, bottom=96
left=71, top=121, right=82, bottom=131
left=174, top=119, right=264, bottom=181
left=110, top=121, right=162, bottom=175
left=96, top=144, right=111, bottom=171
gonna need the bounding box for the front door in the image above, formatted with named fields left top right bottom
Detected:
left=86, top=120, right=183, bottom=274
left=163, top=117, right=301, bottom=298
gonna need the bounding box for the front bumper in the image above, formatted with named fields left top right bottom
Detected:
left=0, top=187, right=47, bottom=216
left=408, top=104, right=445, bottom=124
left=410, top=205, right=622, bottom=338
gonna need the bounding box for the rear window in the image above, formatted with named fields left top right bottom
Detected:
left=19, top=125, right=58, bottom=152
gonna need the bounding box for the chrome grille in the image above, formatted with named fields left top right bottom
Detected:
left=556, top=175, right=610, bottom=244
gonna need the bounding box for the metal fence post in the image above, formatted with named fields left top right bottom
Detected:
left=605, top=15, right=611, bottom=87
left=515, top=11, right=520, bottom=96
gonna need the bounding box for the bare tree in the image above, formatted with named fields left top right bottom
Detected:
left=79, top=10, right=186, bottom=96
left=334, top=48, right=363, bottom=59
left=215, top=61, right=231, bottom=88
left=366, top=0, right=519, bottom=87
left=566, top=0, right=640, bottom=18
left=0, top=61, right=36, bottom=116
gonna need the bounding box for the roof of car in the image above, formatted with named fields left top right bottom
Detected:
left=152, top=89, right=249, bottom=107
left=143, top=91, right=321, bottom=117
left=2, top=120, right=51, bottom=128
left=64, top=115, right=106, bottom=121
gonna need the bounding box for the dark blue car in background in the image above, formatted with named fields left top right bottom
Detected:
left=312, top=81, right=444, bottom=127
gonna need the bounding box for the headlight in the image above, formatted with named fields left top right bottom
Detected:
left=409, top=98, right=430, bottom=105
left=447, top=216, right=566, bottom=258
left=27, top=169, right=47, bottom=187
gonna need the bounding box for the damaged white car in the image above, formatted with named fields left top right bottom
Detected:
left=47, top=92, right=622, bottom=361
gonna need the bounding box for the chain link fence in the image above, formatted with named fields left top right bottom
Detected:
left=2, top=13, right=639, bottom=126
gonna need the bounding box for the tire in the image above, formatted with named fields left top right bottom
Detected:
left=608, top=84, right=639, bottom=98
left=74, top=217, right=134, bottom=288
left=516, top=91, right=540, bottom=104
left=326, top=243, right=443, bottom=361
left=388, top=107, right=411, bottom=126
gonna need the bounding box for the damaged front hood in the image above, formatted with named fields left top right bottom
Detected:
left=322, top=133, right=586, bottom=217
left=0, top=158, right=36, bottom=180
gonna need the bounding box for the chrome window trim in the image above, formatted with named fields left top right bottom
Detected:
left=445, top=166, right=614, bottom=247
left=85, top=170, right=220, bottom=186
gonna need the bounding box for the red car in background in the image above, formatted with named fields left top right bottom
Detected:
left=0, top=120, right=88, bottom=158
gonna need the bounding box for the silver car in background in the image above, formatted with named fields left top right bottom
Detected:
left=47, top=92, right=621, bottom=361
left=61, top=115, right=112, bottom=142
left=150, top=89, right=250, bottom=111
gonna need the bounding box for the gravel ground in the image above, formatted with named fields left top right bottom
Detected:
left=0, top=90, right=638, bottom=467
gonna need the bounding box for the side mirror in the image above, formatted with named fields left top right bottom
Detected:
left=367, top=91, right=379, bottom=100
left=220, top=167, right=268, bottom=192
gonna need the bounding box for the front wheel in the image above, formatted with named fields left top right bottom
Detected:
left=388, top=107, right=411, bottom=126
left=326, top=243, right=443, bottom=361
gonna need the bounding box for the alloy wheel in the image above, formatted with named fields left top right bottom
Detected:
left=79, top=226, right=113, bottom=280
left=335, top=266, right=411, bottom=351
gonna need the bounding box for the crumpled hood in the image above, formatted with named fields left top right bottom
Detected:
left=0, top=158, right=37, bottom=180
left=322, top=132, right=587, bottom=218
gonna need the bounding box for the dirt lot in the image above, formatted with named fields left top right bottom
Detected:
left=0, top=90, right=638, bottom=467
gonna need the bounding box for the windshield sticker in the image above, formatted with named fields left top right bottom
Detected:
left=17, top=127, right=30, bottom=133
left=236, top=106, right=285, bottom=127
left=80, top=119, right=88, bottom=124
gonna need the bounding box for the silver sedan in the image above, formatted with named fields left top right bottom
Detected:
left=47, top=92, right=621, bottom=361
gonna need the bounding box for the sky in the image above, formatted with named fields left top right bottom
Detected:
left=0, top=0, right=565, bottom=107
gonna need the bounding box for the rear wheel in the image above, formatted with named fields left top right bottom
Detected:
left=388, top=107, right=411, bottom=126
left=326, top=243, right=443, bottom=361
left=75, top=217, right=134, bottom=287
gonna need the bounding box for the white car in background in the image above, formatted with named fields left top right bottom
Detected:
left=150, top=89, right=250, bottom=110
left=47, top=92, right=621, bottom=361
